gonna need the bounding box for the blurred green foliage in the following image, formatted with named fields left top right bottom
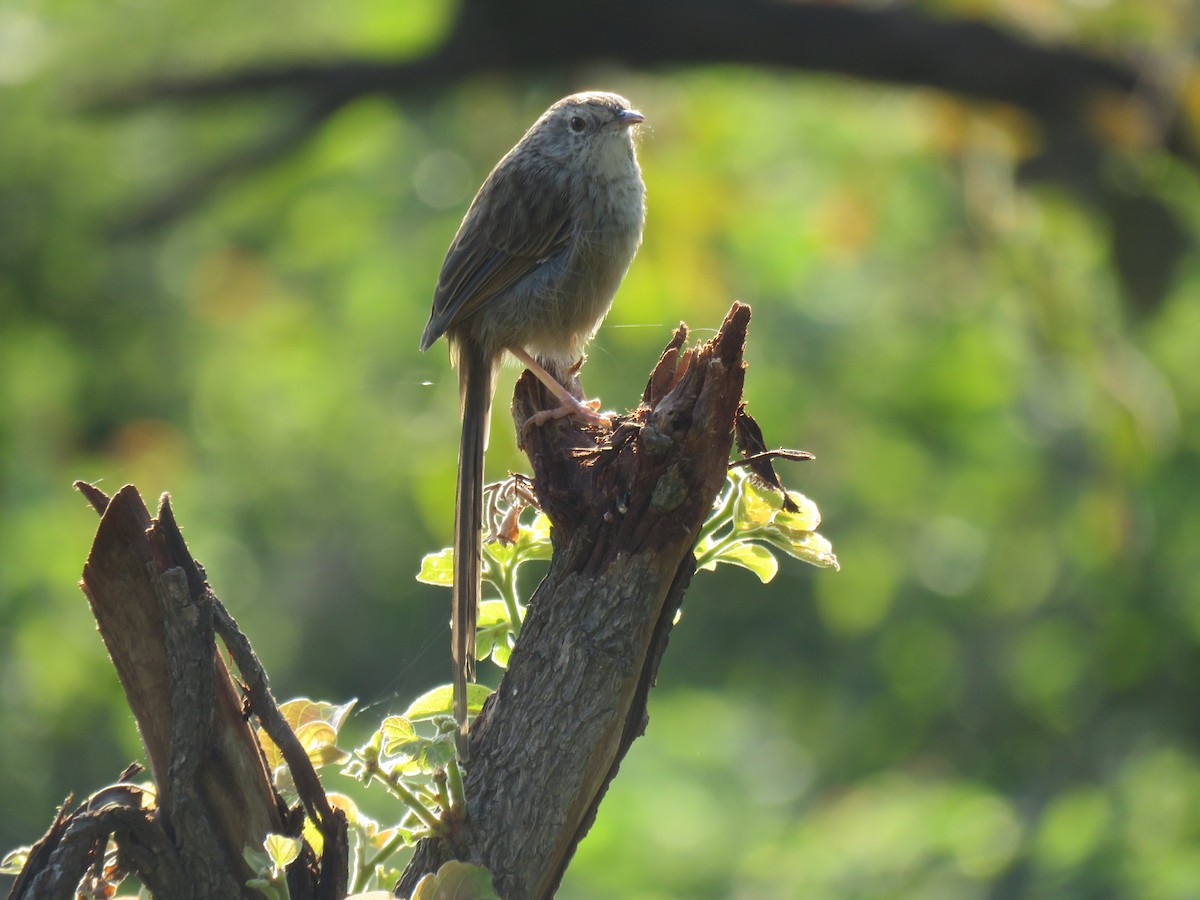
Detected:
left=3, top=1, right=1200, bottom=897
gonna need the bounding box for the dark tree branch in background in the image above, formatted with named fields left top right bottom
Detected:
left=94, top=0, right=1195, bottom=310
left=96, top=0, right=1180, bottom=138
left=89, top=1, right=1193, bottom=194
left=108, top=95, right=345, bottom=237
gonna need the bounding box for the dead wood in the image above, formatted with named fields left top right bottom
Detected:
left=396, top=302, right=750, bottom=899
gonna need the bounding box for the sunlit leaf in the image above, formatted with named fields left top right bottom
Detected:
left=263, top=832, right=302, bottom=871
left=765, top=529, right=840, bottom=570
left=476, top=599, right=509, bottom=628
left=307, top=743, right=352, bottom=767
left=482, top=539, right=515, bottom=568
left=403, top=684, right=493, bottom=721
left=281, top=698, right=357, bottom=733
left=776, top=491, right=821, bottom=532
left=261, top=698, right=356, bottom=770
left=733, top=474, right=779, bottom=530
left=490, top=636, right=513, bottom=668
left=260, top=734, right=283, bottom=772
left=694, top=535, right=719, bottom=570
left=295, top=720, right=337, bottom=752
left=708, top=541, right=779, bottom=583
left=302, top=810, right=324, bottom=858
left=273, top=763, right=295, bottom=796
left=370, top=825, right=405, bottom=849
left=294, top=716, right=350, bottom=768
left=475, top=599, right=515, bottom=665
left=380, top=716, right=417, bottom=756
left=0, top=846, right=30, bottom=875
left=511, top=511, right=553, bottom=560
left=325, top=699, right=357, bottom=732
left=411, top=860, right=501, bottom=900
left=417, top=548, right=455, bottom=587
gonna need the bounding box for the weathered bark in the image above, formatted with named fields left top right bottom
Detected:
left=82, top=485, right=278, bottom=898
left=397, top=303, right=751, bottom=899
left=9, top=485, right=347, bottom=900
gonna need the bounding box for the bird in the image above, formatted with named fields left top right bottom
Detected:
left=420, top=91, right=646, bottom=757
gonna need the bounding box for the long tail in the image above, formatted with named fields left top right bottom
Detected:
left=454, top=341, right=493, bottom=759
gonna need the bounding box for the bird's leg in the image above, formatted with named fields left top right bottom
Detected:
left=561, top=357, right=601, bottom=411
left=508, top=347, right=611, bottom=428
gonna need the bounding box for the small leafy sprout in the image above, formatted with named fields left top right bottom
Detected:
left=248, top=691, right=486, bottom=893
left=694, top=467, right=839, bottom=582
left=417, top=477, right=552, bottom=668
left=252, top=698, right=425, bottom=893
left=258, top=698, right=355, bottom=798
left=417, top=469, right=838, bottom=728
left=246, top=832, right=302, bottom=899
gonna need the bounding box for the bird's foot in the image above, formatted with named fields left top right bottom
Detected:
left=524, top=396, right=612, bottom=429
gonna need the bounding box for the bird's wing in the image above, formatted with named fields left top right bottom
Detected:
left=423, top=158, right=573, bottom=348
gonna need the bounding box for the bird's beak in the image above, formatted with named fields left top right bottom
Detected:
left=617, top=108, right=645, bottom=127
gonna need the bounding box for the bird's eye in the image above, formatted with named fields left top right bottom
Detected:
left=569, top=116, right=588, bottom=133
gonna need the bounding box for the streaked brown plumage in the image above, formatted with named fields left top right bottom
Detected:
left=420, top=92, right=646, bottom=756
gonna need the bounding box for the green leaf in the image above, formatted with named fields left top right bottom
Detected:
left=490, top=636, right=513, bottom=668
left=422, top=522, right=549, bottom=593
left=378, top=721, right=455, bottom=774
left=403, top=684, right=493, bottom=721
left=302, top=809, right=325, bottom=858
left=410, top=860, right=501, bottom=900
left=482, top=511, right=552, bottom=582
left=511, top=511, right=553, bottom=561
left=708, top=541, right=779, bottom=583
left=413, top=734, right=456, bottom=771
left=376, top=713, right=455, bottom=772
left=417, top=547, right=455, bottom=587
left=764, top=529, right=840, bottom=570
left=380, top=716, right=417, bottom=756
left=775, top=491, right=822, bottom=534
left=295, top=720, right=347, bottom=767
left=475, top=600, right=515, bottom=665
left=0, top=846, right=30, bottom=876
left=306, top=742, right=352, bottom=767
left=481, top=538, right=516, bottom=569
left=693, top=534, right=721, bottom=570
left=243, top=845, right=271, bottom=873
left=733, top=473, right=781, bottom=530
left=261, top=698, right=357, bottom=770
left=263, top=832, right=302, bottom=871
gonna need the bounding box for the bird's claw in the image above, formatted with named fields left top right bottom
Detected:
left=523, top=397, right=612, bottom=430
